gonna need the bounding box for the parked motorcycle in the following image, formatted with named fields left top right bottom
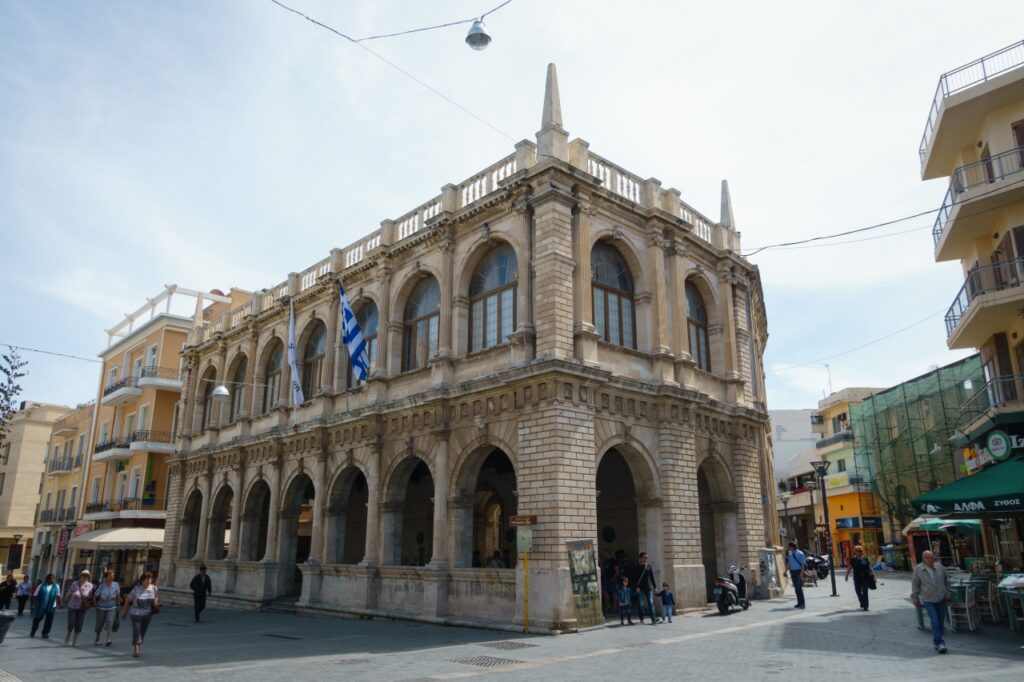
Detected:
left=804, top=554, right=831, bottom=580
left=714, top=566, right=750, bottom=614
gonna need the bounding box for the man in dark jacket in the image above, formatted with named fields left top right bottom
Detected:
left=632, top=552, right=659, bottom=624
left=189, top=565, right=212, bottom=623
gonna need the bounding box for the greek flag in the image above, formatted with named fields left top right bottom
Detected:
left=287, top=299, right=304, bottom=406
left=339, top=282, right=370, bottom=382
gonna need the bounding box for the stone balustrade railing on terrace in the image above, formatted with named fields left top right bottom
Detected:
left=194, top=141, right=737, bottom=343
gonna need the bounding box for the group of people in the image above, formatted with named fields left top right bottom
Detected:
left=0, top=573, right=35, bottom=615
left=602, top=551, right=675, bottom=626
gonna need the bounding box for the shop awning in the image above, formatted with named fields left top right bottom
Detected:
left=68, top=527, right=165, bottom=550
left=912, top=456, right=1024, bottom=515
left=902, top=517, right=983, bottom=535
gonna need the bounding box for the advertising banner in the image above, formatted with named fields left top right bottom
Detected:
left=566, top=539, right=604, bottom=629
left=56, top=527, right=70, bottom=558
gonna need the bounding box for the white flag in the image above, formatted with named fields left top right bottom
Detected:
left=288, top=299, right=304, bottom=406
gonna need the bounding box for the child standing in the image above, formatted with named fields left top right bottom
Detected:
left=657, top=582, right=675, bottom=623
left=617, top=577, right=634, bottom=625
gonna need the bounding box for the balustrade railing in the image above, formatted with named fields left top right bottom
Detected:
left=94, top=438, right=131, bottom=454
left=85, top=497, right=165, bottom=514
left=130, top=430, right=176, bottom=445
left=139, top=366, right=182, bottom=382
left=102, top=376, right=138, bottom=397
left=945, top=258, right=1024, bottom=336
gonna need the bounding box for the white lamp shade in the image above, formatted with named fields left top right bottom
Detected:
left=212, top=384, right=231, bottom=402
left=465, top=19, right=491, bottom=50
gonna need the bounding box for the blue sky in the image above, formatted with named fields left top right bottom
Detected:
left=2, top=1, right=1021, bottom=410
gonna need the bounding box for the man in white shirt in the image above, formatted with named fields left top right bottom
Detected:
left=911, top=550, right=949, bottom=654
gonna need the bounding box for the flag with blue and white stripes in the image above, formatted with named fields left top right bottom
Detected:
left=339, top=282, right=370, bottom=382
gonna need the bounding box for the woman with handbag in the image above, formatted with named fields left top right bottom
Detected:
left=120, top=571, right=159, bottom=658
left=63, top=569, right=94, bottom=646
left=844, top=545, right=875, bottom=611
left=92, top=570, right=120, bottom=646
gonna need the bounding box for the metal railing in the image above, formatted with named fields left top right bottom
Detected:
left=94, top=438, right=131, bottom=454
left=39, top=509, right=56, bottom=523
left=130, top=430, right=176, bottom=445
left=932, top=146, right=1024, bottom=246
left=960, top=373, right=1024, bottom=416
left=815, top=429, right=853, bottom=449
left=102, top=376, right=138, bottom=396
left=139, top=366, right=183, bottom=381
left=919, top=40, right=1024, bottom=166
left=85, top=497, right=165, bottom=514
left=945, top=258, right=1024, bottom=336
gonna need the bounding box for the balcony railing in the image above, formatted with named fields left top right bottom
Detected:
left=961, top=373, right=1024, bottom=416
left=815, top=429, right=853, bottom=449
left=945, top=258, right=1024, bottom=336
left=94, top=438, right=131, bottom=454
left=919, top=40, right=1024, bottom=166
left=102, top=376, right=138, bottom=397
left=39, top=509, right=56, bottom=523
left=85, top=497, right=165, bottom=514
left=139, top=366, right=181, bottom=381
left=932, top=146, right=1024, bottom=246
left=131, top=430, right=176, bottom=445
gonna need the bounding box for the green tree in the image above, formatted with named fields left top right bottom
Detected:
left=0, top=348, right=28, bottom=447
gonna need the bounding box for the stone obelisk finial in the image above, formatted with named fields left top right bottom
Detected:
left=720, top=179, right=735, bottom=230
left=536, top=63, right=568, bottom=162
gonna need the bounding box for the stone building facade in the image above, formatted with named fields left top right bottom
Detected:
left=159, top=65, right=777, bottom=631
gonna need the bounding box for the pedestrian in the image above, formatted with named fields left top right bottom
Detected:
left=0, top=573, right=15, bottom=610
left=617, top=577, right=634, bottom=625
left=29, top=573, right=61, bottom=638
left=471, top=550, right=482, bottom=568
left=62, top=569, right=94, bottom=646
left=489, top=551, right=505, bottom=568
left=787, top=542, right=806, bottom=609
left=632, top=551, right=659, bottom=624
left=120, top=571, right=159, bottom=658
left=93, top=570, right=120, bottom=646
left=601, top=550, right=618, bottom=613
left=16, top=575, right=32, bottom=616
left=911, top=550, right=950, bottom=654
left=844, top=544, right=874, bottom=611
left=189, top=564, right=212, bottom=623
left=656, top=582, right=675, bottom=623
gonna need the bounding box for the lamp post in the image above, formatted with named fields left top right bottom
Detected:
left=809, top=460, right=839, bottom=597
left=777, top=493, right=793, bottom=546
left=805, top=479, right=821, bottom=555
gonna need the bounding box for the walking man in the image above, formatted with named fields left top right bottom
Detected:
left=787, top=542, right=806, bottom=609
left=632, top=552, right=659, bottom=624
left=844, top=544, right=874, bottom=611
left=911, top=550, right=949, bottom=654
left=189, top=564, right=213, bottom=623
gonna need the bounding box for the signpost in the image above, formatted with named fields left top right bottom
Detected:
left=510, top=515, right=537, bottom=633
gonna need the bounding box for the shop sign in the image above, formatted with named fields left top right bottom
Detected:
left=862, top=516, right=883, bottom=528
left=78, top=550, right=94, bottom=559
left=826, top=472, right=850, bottom=489
left=835, top=517, right=860, bottom=530
left=985, top=430, right=1014, bottom=462
left=56, top=527, right=70, bottom=558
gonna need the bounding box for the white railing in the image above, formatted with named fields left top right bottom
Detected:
left=679, top=203, right=715, bottom=243
left=344, top=230, right=383, bottom=268
left=299, top=257, right=332, bottom=292
left=261, top=281, right=289, bottom=312
left=588, top=154, right=642, bottom=203
left=459, top=154, right=517, bottom=207
left=229, top=301, right=251, bottom=327
left=397, top=198, right=442, bottom=240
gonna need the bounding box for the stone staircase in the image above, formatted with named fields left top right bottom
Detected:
left=260, top=596, right=300, bottom=615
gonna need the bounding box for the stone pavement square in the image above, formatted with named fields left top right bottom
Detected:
left=1, top=575, right=1021, bottom=681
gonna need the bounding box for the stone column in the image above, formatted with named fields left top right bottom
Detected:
left=359, top=442, right=382, bottom=566
left=310, top=451, right=328, bottom=564
left=718, top=268, right=739, bottom=378
left=428, top=428, right=450, bottom=567
left=448, top=493, right=475, bottom=568
left=647, top=226, right=676, bottom=385
left=657, top=411, right=705, bottom=608
left=572, top=198, right=598, bottom=366
left=510, top=203, right=535, bottom=365
left=214, top=345, right=228, bottom=428
left=732, top=429, right=768, bottom=594
left=244, top=331, right=258, bottom=419
left=431, top=235, right=455, bottom=387
left=195, top=471, right=212, bottom=560
left=263, top=458, right=282, bottom=565
left=227, top=467, right=243, bottom=560
left=324, top=284, right=340, bottom=396
left=531, top=183, right=576, bottom=360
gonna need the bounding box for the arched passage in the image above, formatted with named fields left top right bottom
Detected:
left=596, top=449, right=638, bottom=560
left=278, top=473, right=315, bottom=594
left=697, top=458, right=737, bottom=600
left=452, top=448, right=517, bottom=568
left=207, top=485, right=233, bottom=560
left=179, top=490, right=203, bottom=559
left=382, top=457, right=434, bottom=566
left=240, top=480, right=271, bottom=561
left=326, top=467, right=368, bottom=564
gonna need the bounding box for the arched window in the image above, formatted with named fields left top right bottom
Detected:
left=301, top=322, right=327, bottom=398
left=686, top=281, right=711, bottom=372
left=403, top=278, right=440, bottom=371
left=347, top=302, right=378, bottom=388
left=262, top=341, right=283, bottom=414
left=470, top=245, right=518, bottom=352
left=229, top=357, right=247, bottom=422
left=591, top=242, right=635, bottom=348
left=200, top=369, right=216, bottom=430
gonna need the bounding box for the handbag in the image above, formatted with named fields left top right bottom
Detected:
left=866, top=573, right=877, bottom=590
left=150, top=603, right=160, bottom=615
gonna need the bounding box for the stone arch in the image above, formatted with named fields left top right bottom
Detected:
left=277, top=471, right=316, bottom=594
left=683, top=272, right=721, bottom=328
left=381, top=454, right=434, bottom=566
left=239, top=478, right=271, bottom=561
left=449, top=443, right=518, bottom=568
left=389, top=264, right=444, bottom=321
left=325, top=464, right=368, bottom=564
left=588, top=230, right=649, bottom=297
left=697, top=453, right=738, bottom=599
left=455, top=234, right=522, bottom=298
left=254, top=334, right=285, bottom=414
left=206, top=483, right=234, bottom=559
left=683, top=271, right=725, bottom=373
left=194, top=365, right=218, bottom=432
left=224, top=351, right=249, bottom=423
left=179, top=489, right=203, bottom=559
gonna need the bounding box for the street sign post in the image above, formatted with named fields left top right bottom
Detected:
left=510, top=515, right=538, bottom=633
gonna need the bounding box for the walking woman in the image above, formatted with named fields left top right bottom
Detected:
left=120, top=572, right=159, bottom=658
left=63, top=569, right=95, bottom=646
left=844, top=545, right=874, bottom=611
left=93, top=570, right=120, bottom=646
left=29, top=574, right=61, bottom=638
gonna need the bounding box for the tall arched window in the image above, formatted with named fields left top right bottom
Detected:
left=301, top=322, right=327, bottom=398
left=470, top=245, right=518, bottom=352
left=229, top=356, right=247, bottom=422
left=200, top=368, right=216, bottom=430
left=591, top=242, right=635, bottom=348
left=262, top=341, right=283, bottom=414
left=347, top=302, right=378, bottom=388
left=403, top=278, right=440, bottom=371
left=686, top=281, right=711, bottom=372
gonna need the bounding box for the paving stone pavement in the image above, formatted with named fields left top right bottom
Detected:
left=0, top=575, right=1021, bottom=681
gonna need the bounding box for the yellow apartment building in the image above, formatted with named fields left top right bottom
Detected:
left=29, top=402, right=93, bottom=581
left=1, top=401, right=69, bottom=577
left=71, top=285, right=230, bottom=583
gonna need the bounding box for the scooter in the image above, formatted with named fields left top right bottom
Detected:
left=714, top=566, right=750, bottom=614
left=804, top=554, right=831, bottom=580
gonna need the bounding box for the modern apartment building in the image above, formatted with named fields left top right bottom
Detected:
left=71, top=285, right=229, bottom=584
left=158, top=65, right=778, bottom=631
left=29, top=402, right=92, bottom=581
left=0, top=401, right=69, bottom=577
left=927, top=40, right=1024, bottom=451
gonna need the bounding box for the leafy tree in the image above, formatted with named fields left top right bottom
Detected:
left=0, top=348, right=28, bottom=447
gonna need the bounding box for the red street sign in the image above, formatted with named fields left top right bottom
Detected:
left=509, top=515, right=538, bottom=526
left=56, top=527, right=70, bottom=558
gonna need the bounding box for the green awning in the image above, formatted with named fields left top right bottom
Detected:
left=912, top=456, right=1024, bottom=515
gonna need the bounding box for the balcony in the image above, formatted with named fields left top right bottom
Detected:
left=93, top=438, right=132, bottom=462
left=84, top=497, right=167, bottom=519
left=39, top=508, right=57, bottom=523
left=136, top=366, right=183, bottom=393
left=945, top=258, right=1024, bottom=348
left=932, top=146, right=1024, bottom=260
left=919, top=40, right=1024, bottom=178
left=130, top=429, right=177, bottom=455
left=815, top=429, right=854, bottom=450
left=101, top=376, right=141, bottom=406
